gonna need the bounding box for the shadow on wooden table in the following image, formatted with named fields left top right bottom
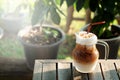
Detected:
left=0, top=57, right=33, bottom=80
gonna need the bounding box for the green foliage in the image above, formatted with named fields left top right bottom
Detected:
left=66, top=0, right=76, bottom=7
left=0, top=38, right=24, bottom=59
left=63, top=0, right=120, bottom=38
left=31, top=0, right=49, bottom=25
left=31, top=0, right=85, bottom=25
left=89, top=0, right=99, bottom=12
left=76, top=0, right=85, bottom=12
left=68, top=0, right=120, bottom=38
left=89, top=0, right=120, bottom=38
left=32, top=0, right=120, bottom=38
left=42, top=27, right=61, bottom=41
left=60, top=0, right=64, bottom=6
left=50, top=6, right=60, bottom=24
left=32, top=0, right=64, bottom=25
left=58, top=34, right=75, bottom=59
left=83, top=0, right=90, bottom=9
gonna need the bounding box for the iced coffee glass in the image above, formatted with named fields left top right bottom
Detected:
left=72, top=31, right=109, bottom=73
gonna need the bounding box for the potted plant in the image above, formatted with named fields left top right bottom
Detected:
left=77, top=0, right=120, bottom=59
left=35, top=0, right=120, bottom=59
left=18, top=0, right=65, bottom=70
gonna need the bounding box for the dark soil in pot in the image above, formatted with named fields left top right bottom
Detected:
left=21, top=26, right=63, bottom=45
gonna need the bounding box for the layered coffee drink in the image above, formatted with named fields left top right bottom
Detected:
left=72, top=31, right=99, bottom=73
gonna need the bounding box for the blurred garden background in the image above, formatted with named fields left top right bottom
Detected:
left=0, top=0, right=119, bottom=59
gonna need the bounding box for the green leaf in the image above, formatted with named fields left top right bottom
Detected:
left=98, top=26, right=105, bottom=37
left=100, top=0, right=115, bottom=13
left=89, top=0, right=99, bottom=12
left=84, top=0, right=90, bottom=9
left=60, top=0, right=64, bottom=6
left=56, top=6, right=66, bottom=16
left=55, top=0, right=60, bottom=5
left=104, top=29, right=113, bottom=38
left=66, top=0, right=76, bottom=7
left=76, top=0, right=85, bottom=12
left=50, top=7, right=61, bottom=24
left=31, top=0, right=49, bottom=25
left=115, top=1, right=120, bottom=15
left=52, top=0, right=65, bottom=16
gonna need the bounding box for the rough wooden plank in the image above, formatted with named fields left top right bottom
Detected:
left=100, top=60, right=119, bottom=80
left=74, top=72, right=88, bottom=80
left=33, top=60, right=43, bottom=80
left=33, top=59, right=120, bottom=80
left=42, top=63, right=56, bottom=80
left=88, top=62, right=103, bottom=80
left=113, top=60, right=120, bottom=79
left=58, top=62, right=72, bottom=80
left=81, top=73, right=89, bottom=80
left=73, top=67, right=88, bottom=80
left=38, top=59, right=73, bottom=63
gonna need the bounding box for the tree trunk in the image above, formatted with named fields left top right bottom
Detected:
left=85, top=8, right=92, bottom=24
left=65, top=6, right=74, bottom=33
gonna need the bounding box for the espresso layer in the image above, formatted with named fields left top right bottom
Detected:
left=72, top=44, right=99, bottom=64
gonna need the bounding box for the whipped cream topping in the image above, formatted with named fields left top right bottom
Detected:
left=75, top=31, right=97, bottom=45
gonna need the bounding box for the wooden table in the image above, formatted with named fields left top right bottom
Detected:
left=33, top=59, right=120, bottom=80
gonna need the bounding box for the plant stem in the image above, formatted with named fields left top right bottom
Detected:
left=39, top=20, right=44, bottom=34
